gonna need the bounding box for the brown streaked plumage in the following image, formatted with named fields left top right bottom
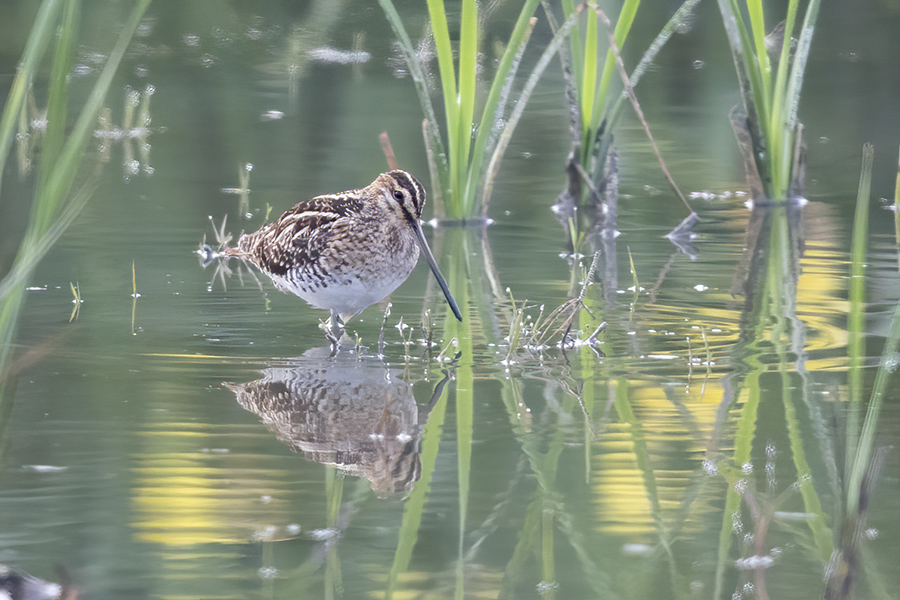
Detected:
left=231, top=170, right=461, bottom=337
left=227, top=346, right=428, bottom=496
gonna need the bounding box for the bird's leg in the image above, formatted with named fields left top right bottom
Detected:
left=325, top=310, right=344, bottom=348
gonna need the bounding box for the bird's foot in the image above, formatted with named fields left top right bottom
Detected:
left=322, top=313, right=346, bottom=351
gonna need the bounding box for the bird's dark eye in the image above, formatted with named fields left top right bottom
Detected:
left=393, top=190, right=404, bottom=201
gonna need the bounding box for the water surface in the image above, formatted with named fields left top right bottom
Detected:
left=1, top=2, right=900, bottom=599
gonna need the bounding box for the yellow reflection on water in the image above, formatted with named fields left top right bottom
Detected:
left=132, top=426, right=301, bottom=545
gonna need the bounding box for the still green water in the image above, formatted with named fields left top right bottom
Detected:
left=1, top=2, right=900, bottom=599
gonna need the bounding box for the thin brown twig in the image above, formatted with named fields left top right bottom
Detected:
left=593, top=7, right=693, bottom=215
left=379, top=131, right=399, bottom=171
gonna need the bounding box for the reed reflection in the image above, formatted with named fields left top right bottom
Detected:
left=227, top=345, right=450, bottom=497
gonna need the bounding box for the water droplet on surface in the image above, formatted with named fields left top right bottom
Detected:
left=260, top=110, right=284, bottom=121
left=621, top=543, right=653, bottom=556
left=308, top=528, right=340, bottom=541
left=258, top=567, right=278, bottom=579
left=536, top=581, right=559, bottom=594
left=307, top=46, right=372, bottom=65
left=731, top=512, right=743, bottom=533
left=252, top=525, right=277, bottom=541
left=23, top=464, right=68, bottom=473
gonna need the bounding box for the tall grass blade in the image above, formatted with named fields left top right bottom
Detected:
left=1, top=0, right=151, bottom=384
left=0, top=175, right=97, bottom=301
left=0, top=0, right=63, bottom=196
left=894, top=145, right=900, bottom=265
left=426, top=0, right=460, bottom=211
left=36, top=0, right=79, bottom=226
left=498, top=497, right=541, bottom=600
left=845, top=143, right=881, bottom=516
left=714, top=372, right=761, bottom=599
left=559, top=0, right=583, bottom=103
left=590, top=0, right=641, bottom=136
left=457, top=0, right=477, bottom=214
left=481, top=8, right=580, bottom=210
left=606, top=0, right=702, bottom=130
left=580, top=10, right=598, bottom=142
left=33, top=0, right=152, bottom=233
left=770, top=2, right=801, bottom=145
left=385, top=382, right=449, bottom=599
left=716, top=0, right=771, bottom=191
left=783, top=0, right=821, bottom=131
left=595, top=7, right=691, bottom=213
left=377, top=0, right=448, bottom=189
left=467, top=0, right=541, bottom=212
left=845, top=143, right=873, bottom=476
left=744, top=0, right=772, bottom=103
left=454, top=331, right=474, bottom=595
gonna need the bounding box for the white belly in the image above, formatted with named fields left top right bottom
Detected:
left=268, top=260, right=416, bottom=320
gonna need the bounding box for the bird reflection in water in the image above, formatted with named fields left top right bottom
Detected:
left=0, top=564, right=74, bottom=600
left=227, top=344, right=451, bottom=497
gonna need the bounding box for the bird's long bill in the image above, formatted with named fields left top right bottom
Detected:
left=412, top=220, right=463, bottom=322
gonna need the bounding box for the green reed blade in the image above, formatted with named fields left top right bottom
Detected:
left=783, top=0, right=820, bottom=134
left=384, top=381, right=448, bottom=599
left=580, top=10, right=598, bottom=144
left=377, top=0, right=448, bottom=191
left=767, top=218, right=833, bottom=559
left=540, top=505, right=555, bottom=592
left=613, top=379, right=661, bottom=516
left=590, top=0, right=641, bottom=138
left=498, top=496, right=541, bottom=600
left=606, top=0, right=701, bottom=131
left=745, top=0, right=772, bottom=99
left=714, top=370, right=761, bottom=599
left=426, top=0, right=460, bottom=212
left=34, top=0, right=79, bottom=234
left=457, top=0, right=477, bottom=214
left=560, top=0, right=583, bottom=104
left=775, top=0, right=819, bottom=196
left=781, top=364, right=833, bottom=559
left=894, top=146, right=900, bottom=261
left=848, top=278, right=900, bottom=514
left=466, top=0, right=540, bottom=213
left=716, top=0, right=780, bottom=196
left=324, top=464, right=344, bottom=527
left=2, top=0, right=151, bottom=391
left=36, top=0, right=151, bottom=233
left=0, top=286, right=25, bottom=378
left=769, top=0, right=801, bottom=155
left=845, top=143, right=878, bottom=516
left=455, top=318, right=474, bottom=560
left=0, top=176, right=95, bottom=301
left=0, top=0, right=63, bottom=197
left=481, top=8, right=581, bottom=209
left=846, top=143, right=873, bottom=476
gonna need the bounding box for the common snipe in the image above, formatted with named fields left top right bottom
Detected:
left=232, top=170, right=462, bottom=337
